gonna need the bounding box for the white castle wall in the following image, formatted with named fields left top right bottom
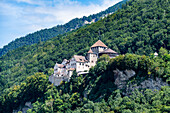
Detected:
left=76, top=62, right=89, bottom=73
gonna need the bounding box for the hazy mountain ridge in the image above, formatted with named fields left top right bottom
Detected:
left=0, top=0, right=127, bottom=57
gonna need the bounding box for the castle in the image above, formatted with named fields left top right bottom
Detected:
left=49, top=40, right=119, bottom=86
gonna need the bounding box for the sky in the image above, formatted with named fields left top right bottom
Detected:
left=0, top=0, right=122, bottom=48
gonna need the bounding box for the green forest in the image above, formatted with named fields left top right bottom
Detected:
left=0, top=0, right=169, bottom=112
left=0, top=53, right=169, bottom=113
left=0, top=0, right=127, bottom=57
left=0, top=0, right=169, bottom=91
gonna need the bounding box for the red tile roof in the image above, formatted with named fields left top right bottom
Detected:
left=74, top=55, right=88, bottom=62
left=91, top=40, right=108, bottom=48
left=63, top=59, right=68, bottom=62
left=68, top=68, right=75, bottom=71
left=57, top=64, right=64, bottom=68
left=88, top=48, right=93, bottom=53
left=100, top=48, right=118, bottom=54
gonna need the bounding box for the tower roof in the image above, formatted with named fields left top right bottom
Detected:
left=91, top=40, right=108, bottom=48
left=100, top=48, right=118, bottom=54
left=68, top=68, right=75, bottom=71
left=57, top=64, right=65, bottom=68
left=88, top=48, right=93, bottom=53
left=73, top=55, right=88, bottom=62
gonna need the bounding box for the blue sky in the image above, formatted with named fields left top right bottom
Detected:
left=0, top=0, right=122, bottom=48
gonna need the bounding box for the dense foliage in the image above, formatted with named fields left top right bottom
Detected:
left=0, top=73, right=49, bottom=113
left=0, top=0, right=127, bottom=57
left=0, top=1, right=169, bottom=112
left=0, top=0, right=169, bottom=96
left=0, top=53, right=169, bottom=113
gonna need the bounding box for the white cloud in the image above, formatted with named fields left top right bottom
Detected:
left=15, top=0, right=121, bottom=23
left=1, top=0, right=122, bottom=26
left=103, top=0, right=122, bottom=6
left=15, top=0, right=45, bottom=5
left=0, top=0, right=122, bottom=48
left=0, top=2, right=22, bottom=18
left=16, top=0, right=32, bottom=3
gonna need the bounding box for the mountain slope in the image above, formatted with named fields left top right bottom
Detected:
left=0, top=0, right=169, bottom=95
left=0, top=54, right=169, bottom=113
left=0, top=0, right=127, bottom=57
left=0, top=0, right=169, bottom=112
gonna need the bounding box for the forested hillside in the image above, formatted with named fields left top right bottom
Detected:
left=0, top=0, right=169, bottom=112
left=0, top=0, right=169, bottom=95
left=0, top=0, right=127, bottom=57
left=0, top=53, right=169, bottom=113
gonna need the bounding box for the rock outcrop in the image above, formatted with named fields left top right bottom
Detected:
left=13, top=102, right=33, bottom=113
left=113, top=69, right=169, bottom=95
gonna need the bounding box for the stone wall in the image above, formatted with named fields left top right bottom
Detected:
left=49, top=75, right=69, bottom=86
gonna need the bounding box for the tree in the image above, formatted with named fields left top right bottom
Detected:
left=159, top=47, right=168, bottom=58
left=97, top=54, right=110, bottom=62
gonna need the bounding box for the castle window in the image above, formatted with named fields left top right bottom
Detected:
left=80, top=63, right=81, bottom=65
left=92, top=61, right=93, bottom=63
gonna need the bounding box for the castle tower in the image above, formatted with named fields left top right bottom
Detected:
left=91, top=40, right=108, bottom=57
left=87, top=48, right=97, bottom=67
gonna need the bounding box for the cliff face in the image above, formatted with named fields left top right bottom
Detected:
left=113, top=69, right=169, bottom=95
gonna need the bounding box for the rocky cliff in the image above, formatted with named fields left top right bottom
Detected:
left=113, top=69, right=169, bottom=96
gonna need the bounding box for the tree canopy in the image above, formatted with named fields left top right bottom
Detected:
left=0, top=0, right=169, bottom=112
